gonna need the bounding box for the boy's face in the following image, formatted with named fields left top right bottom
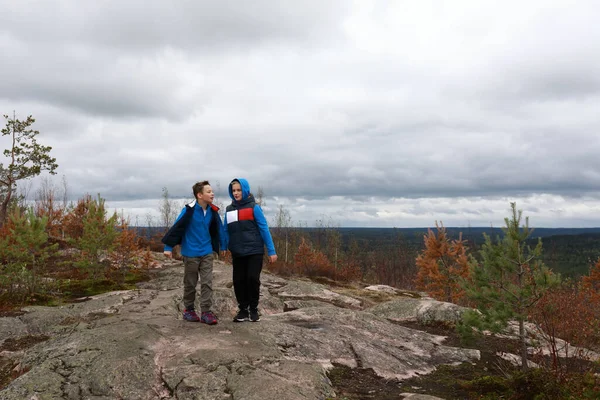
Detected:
left=231, top=183, right=243, bottom=201
left=197, top=185, right=214, bottom=203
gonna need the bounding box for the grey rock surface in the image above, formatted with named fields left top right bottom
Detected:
left=0, top=259, right=478, bottom=399
left=369, top=296, right=470, bottom=324
left=401, top=394, right=447, bottom=400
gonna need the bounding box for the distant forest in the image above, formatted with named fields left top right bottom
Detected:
left=291, top=227, right=600, bottom=280
left=140, top=226, right=600, bottom=280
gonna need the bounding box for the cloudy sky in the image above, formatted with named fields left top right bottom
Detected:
left=1, top=0, right=599, bottom=228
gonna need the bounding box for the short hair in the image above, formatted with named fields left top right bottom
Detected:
left=192, top=181, right=210, bottom=197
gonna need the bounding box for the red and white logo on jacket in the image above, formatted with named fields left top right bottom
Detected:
left=226, top=208, right=254, bottom=224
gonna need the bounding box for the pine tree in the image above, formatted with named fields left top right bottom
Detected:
left=460, top=203, right=559, bottom=371
left=62, top=195, right=93, bottom=240
left=0, top=114, right=58, bottom=225
left=109, top=217, right=140, bottom=282
left=73, top=194, right=118, bottom=281
left=415, top=222, right=473, bottom=304
left=0, top=207, right=58, bottom=297
left=34, top=176, right=67, bottom=238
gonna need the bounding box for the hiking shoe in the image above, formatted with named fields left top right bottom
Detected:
left=233, top=309, right=249, bottom=322
left=249, top=309, right=260, bottom=322
left=183, top=309, right=200, bottom=322
left=200, top=311, right=218, bottom=325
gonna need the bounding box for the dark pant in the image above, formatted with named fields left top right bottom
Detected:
left=232, top=254, right=263, bottom=311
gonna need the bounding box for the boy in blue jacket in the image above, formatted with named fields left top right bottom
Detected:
left=162, top=180, right=221, bottom=325
left=221, top=178, right=277, bottom=322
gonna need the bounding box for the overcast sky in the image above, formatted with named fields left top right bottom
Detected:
left=1, top=1, right=599, bottom=228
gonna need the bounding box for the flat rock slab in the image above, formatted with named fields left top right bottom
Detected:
left=369, top=297, right=469, bottom=324
left=0, top=259, right=478, bottom=399
left=402, top=394, right=446, bottom=400
left=264, top=306, right=479, bottom=380
left=269, top=280, right=363, bottom=309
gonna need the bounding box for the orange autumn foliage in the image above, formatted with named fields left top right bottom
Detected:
left=61, top=195, right=93, bottom=240
left=415, top=222, right=471, bottom=304
left=529, top=257, right=600, bottom=374
left=109, top=218, right=140, bottom=280
left=293, top=238, right=333, bottom=279
left=530, top=283, right=600, bottom=373
left=293, top=238, right=313, bottom=272
left=336, top=261, right=362, bottom=282
left=287, top=237, right=360, bottom=282
left=582, top=257, right=600, bottom=301
left=34, top=193, right=64, bottom=238
left=138, top=248, right=155, bottom=270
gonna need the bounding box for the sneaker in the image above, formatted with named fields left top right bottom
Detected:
left=249, top=309, right=260, bottom=322
left=200, top=311, right=218, bottom=325
left=233, top=309, right=249, bottom=322
left=183, top=309, right=200, bottom=322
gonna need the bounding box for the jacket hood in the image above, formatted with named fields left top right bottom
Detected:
left=186, top=200, right=219, bottom=212
left=228, top=178, right=251, bottom=201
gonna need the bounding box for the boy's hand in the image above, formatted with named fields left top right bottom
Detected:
left=220, top=251, right=227, bottom=258
left=268, top=255, right=278, bottom=263
left=164, top=251, right=172, bottom=258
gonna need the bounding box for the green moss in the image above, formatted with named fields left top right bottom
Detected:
left=57, top=274, right=143, bottom=299
left=459, top=375, right=509, bottom=396
left=0, top=270, right=150, bottom=311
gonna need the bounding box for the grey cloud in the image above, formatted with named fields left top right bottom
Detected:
left=477, top=65, right=600, bottom=105
left=458, top=208, right=485, bottom=216
left=0, top=42, right=199, bottom=120
left=525, top=71, right=600, bottom=101
left=253, top=122, right=600, bottom=199
left=1, top=1, right=349, bottom=52
left=0, top=1, right=349, bottom=120
left=44, top=103, right=600, bottom=203
left=3, top=1, right=600, bottom=227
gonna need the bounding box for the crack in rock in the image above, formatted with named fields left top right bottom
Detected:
left=348, top=342, right=364, bottom=368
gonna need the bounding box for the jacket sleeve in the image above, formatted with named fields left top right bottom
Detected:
left=210, top=211, right=222, bottom=253
left=163, top=207, right=187, bottom=252
left=220, top=211, right=229, bottom=251
left=253, top=205, right=276, bottom=256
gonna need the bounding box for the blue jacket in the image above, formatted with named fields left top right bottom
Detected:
left=221, top=178, right=276, bottom=258
left=162, top=201, right=221, bottom=257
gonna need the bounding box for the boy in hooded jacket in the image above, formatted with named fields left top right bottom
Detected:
left=221, top=178, right=277, bottom=322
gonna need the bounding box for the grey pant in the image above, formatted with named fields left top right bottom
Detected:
left=182, top=254, right=214, bottom=312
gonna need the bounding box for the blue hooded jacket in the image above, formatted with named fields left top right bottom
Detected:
left=162, top=201, right=221, bottom=257
left=221, top=178, right=276, bottom=258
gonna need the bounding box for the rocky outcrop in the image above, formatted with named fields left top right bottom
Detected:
left=368, top=296, right=470, bottom=325
left=0, top=258, right=480, bottom=399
